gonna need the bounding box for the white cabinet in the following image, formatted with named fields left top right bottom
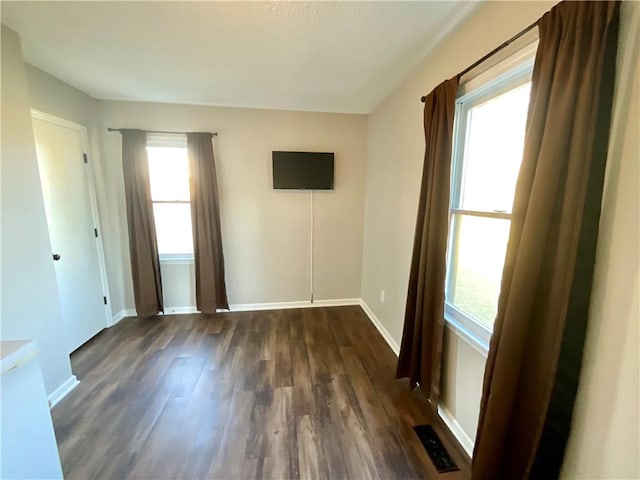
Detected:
left=1, top=340, right=63, bottom=479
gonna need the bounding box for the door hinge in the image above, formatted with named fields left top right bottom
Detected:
left=83, top=153, right=88, bottom=164
left=103, top=296, right=107, bottom=305
left=94, top=228, right=99, bottom=238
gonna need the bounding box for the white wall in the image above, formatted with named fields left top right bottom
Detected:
left=361, top=2, right=639, bottom=477
left=440, top=329, right=486, bottom=452
left=561, top=2, right=640, bottom=477
left=7, top=3, right=638, bottom=475
left=361, top=0, right=557, bottom=444
left=97, top=101, right=367, bottom=311
left=26, top=64, right=100, bottom=129
left=0, top=25, right=73, bottom=395
left=24, top=70, right=367, bottom=315
left=24, top=66, right=122, bottom=314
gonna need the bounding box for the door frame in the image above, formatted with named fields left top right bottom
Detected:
left=31, top=109, right=114, bottom=329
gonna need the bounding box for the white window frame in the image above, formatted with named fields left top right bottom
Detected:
left=146, top=133, right=194, bottom=264
left=444, top=51, right=536, bottom=354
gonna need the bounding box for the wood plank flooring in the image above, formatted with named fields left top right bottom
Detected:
left=53, top=306, right=468, bottom=479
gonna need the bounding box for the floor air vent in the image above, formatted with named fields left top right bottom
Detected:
left=412, top=424, right=459, bottom=473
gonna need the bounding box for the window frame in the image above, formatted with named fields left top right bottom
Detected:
left=146, top=133, right=194, bottom=264
left=444, top=58, right=535, bottom=353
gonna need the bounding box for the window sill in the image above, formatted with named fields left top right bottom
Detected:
left=444, top=309, right=490, bottom=357
left=159, top=254, right=194, bottom=265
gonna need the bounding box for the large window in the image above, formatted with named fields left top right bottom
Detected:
left=147, top=134, right=194, bottom=262
left=445, top=61, right=533, bottom=348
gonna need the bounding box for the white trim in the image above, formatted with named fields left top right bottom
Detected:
left=162, top=306, right=198, bottom=315
left=444, top=304, right=491, bottom=355
left=113, top=299, right=362, bottom=318
left=111, top=309, right=136, bottom=325
left=459, top=35, right=538, bottom=96
left=48, top=375, right=79, bottom=408
left=437, top=404, right=475, bottom=458
left=114, top=301, right=484, bottom=360
left=356, top=300, right=481, bottom=457
left=445, top=55, right=536, bottom=357
left=31, top=110, right=85, bottom=131
left=1, top=341, right=39, bottom=376
left=146, top=132, right=187, bottom=148
left=30, top=110, right=114, bottom=327
left=111, top=298, right=478, bottom=457
left=159, top=254, right=194, bottom=265
left=228, top=298, right=360, bottom=312
left=307, top=298, right=360, bottom=307
left=358, top=300, right=400, bottom=356
left=450, top=208, right=511, bottom=220
left=80, top=125, right=114, bottom=326
left=444, top=317, right=489, bottom=357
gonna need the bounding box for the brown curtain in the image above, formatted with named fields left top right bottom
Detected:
left=472, top=2, right=620, bottom=479
left=396, top=77, right=459, bottom=406
left=187, top=133, right=229, bottom=313
left=121, top=129, right=163, bottom=317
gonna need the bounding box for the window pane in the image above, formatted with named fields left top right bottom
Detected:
left=448, top=214, right=510, bottom=329
left=153, top=203, right=193, bottom=254
left=458, top=83, right=530, bottom=212
left=147, top=146, right=190, bottom=201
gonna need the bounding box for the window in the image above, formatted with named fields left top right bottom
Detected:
left=147, top=134, right=194, bottom=262
left=445, top=60, right=534, bottom=349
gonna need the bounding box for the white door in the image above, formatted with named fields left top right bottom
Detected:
left=31, top=112, right=110, bottom=353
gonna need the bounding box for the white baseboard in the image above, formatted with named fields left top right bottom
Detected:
left=113, top=307, right=199, bottom=319
left=437, top=404, right=474, bottom=457
left=115, top=299, right=362, bottom=319
left=358, top=300, right=400, bottom=356
left=48, top=375, right=79, bottom=408
left=162, top=306, right=198, bottom=315
left=356, top=301, right=475, bottom=456
left=110, top=309, right=136, bottom=326
left=229, top=298, right=360, bottom=312
left=110, top=297, right=474, bottom=457
left=307, top=298, right=361, bottom=307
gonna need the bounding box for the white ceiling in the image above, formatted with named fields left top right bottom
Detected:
left=2, top=1, right=477, bottom=114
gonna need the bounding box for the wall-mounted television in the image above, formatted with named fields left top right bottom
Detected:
left=272, top=151, right=334, bottom=190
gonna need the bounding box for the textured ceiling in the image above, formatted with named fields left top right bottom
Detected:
left=2, top=1, right=477, bottom=114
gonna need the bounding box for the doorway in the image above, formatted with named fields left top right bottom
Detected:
left=31, top=110, right=111, bottom=353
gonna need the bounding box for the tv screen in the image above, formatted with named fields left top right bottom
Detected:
left=272, top=151, right=334, bottom=190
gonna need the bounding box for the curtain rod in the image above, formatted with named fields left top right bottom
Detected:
left=420, top=18, right=540, bottom=103
left=107, top=127, right=217, bottom=136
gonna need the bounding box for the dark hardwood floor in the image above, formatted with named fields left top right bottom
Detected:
left=53, top=306, right=468, bottom=479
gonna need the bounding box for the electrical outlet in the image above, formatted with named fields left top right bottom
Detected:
left=379, top=289, right=385, bottom=303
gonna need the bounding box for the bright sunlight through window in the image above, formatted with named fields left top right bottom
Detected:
left=147, top=145, right=194, bottom=257
left=446, top=69, right=532, bottom=340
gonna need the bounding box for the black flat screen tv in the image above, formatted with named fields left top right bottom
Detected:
left=272, top=151, right=334, bottom=190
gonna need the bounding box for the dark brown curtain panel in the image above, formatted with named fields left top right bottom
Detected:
left=187, top=132, right=229, bottom=313
left=472, top=2, right=620, bottom=479
left=396, top=77, right=459, bottom=406
left=121, top=129, right=163, bottom=317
